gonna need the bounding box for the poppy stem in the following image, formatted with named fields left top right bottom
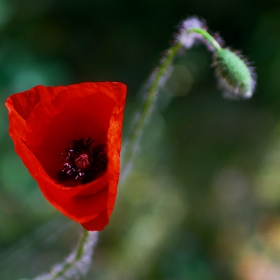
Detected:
left=186, top=27, right=222, bottom=52
left=121, top=41, right=182, bottom=178
left=121, top=22, right=222, bottom=180
left=34, top=229, right=98, bottom=280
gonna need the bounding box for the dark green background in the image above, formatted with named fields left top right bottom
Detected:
left=1, top=0, right=280, bottom=279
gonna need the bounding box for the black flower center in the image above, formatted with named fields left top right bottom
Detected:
left=58, top=137, right=108, bottom=185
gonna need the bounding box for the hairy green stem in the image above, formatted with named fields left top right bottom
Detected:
left=51, top=229, right=89, bottom=279
left=187, top=27, right=222, bottom=52
left=121, top=27, right=221, bottom=177
left=34, top=229, right=97, bottom=280
left=121, top=41, right=182, bottom=176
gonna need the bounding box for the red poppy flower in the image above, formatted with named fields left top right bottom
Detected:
left=5, top=82, right=127, bottom=231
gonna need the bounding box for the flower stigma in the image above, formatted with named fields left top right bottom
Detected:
left=58, top=137, right=108, bottom=185
left=75, top=154, right=90, bottom=169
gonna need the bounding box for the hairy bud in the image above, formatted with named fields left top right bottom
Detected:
left=214, top=48, right=256, bottom=99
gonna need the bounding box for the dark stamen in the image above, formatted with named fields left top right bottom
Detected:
left=58, top=137, right=108, bottom=185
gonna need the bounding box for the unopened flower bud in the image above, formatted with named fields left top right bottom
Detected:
left=214, top=48, right=256, bottom=99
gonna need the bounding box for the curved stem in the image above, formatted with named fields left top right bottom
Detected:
left=187, top=27, right=222, bottom=52
left=121, top=41, right=182, bottom=178
left=121, top=27, right=222, bottom=179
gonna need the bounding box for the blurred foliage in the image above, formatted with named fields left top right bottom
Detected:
left=1, top=0, right=280, bottom=279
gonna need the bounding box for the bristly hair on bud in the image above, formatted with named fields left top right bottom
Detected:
left=213, top=48, right=256, bottom=99
left=177, top=16, right=207, bottom=49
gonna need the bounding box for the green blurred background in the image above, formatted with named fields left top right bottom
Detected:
left=1, top=0, right=280, bottom=279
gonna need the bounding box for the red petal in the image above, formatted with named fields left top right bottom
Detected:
left=81, top=210, right=109, bottom=231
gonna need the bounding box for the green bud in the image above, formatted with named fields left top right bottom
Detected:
left=214, top=48, right=256, bottom=99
